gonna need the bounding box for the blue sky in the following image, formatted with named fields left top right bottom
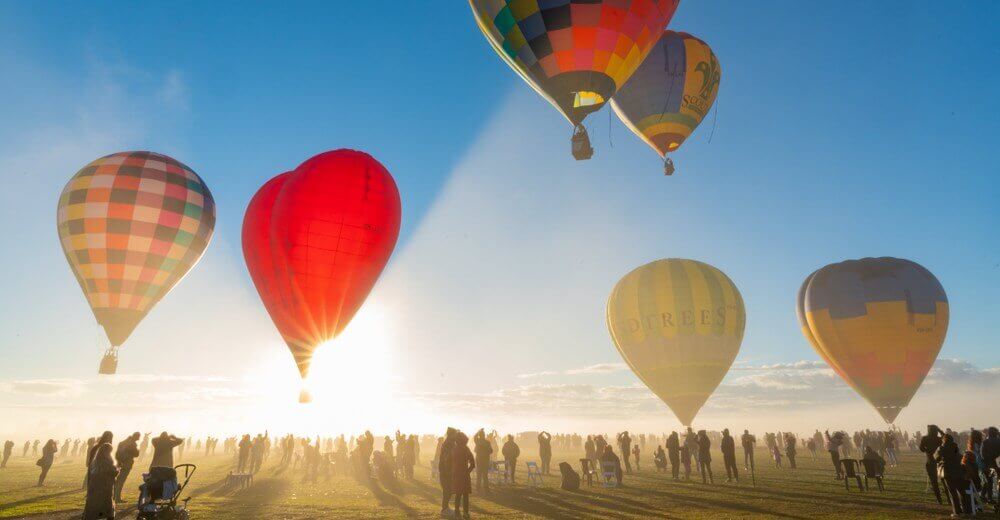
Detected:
left=0, top=1, right=997, bottom=436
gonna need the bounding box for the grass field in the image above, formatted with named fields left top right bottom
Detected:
left=0, top=446, right=958, bottom=519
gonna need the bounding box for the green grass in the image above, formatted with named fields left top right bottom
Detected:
left=0, top=448, right=956, bottom=519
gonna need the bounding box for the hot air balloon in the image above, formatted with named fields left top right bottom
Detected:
left=242, top=150, right=401, bottom=403
left=56, top=151, right=216, bottom=374
left=798, top=258, right=948, bottom=423
left=469, top=0, right=681, bottom=160
left=610, top=31, right=720, bottom=175
left=607, top=259, right=745, bottom=426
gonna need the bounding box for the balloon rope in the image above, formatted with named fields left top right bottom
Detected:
left=708, top=94, right=720, bottom=144
left=657, top=41, right=678, bottom=124
left=608, top=107, right=614, bottom=148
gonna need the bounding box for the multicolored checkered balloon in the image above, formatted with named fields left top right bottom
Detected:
left=469, top=0, right=680, bottom=126
left=56, top=151, right=216, bottom=359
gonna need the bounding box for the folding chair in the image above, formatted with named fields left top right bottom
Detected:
left=601, top=461, right=619, bottom=488
left=525, top=461, right=543, bottom=487
left=579, top=458, right=596, bottom=487
left=860, top=458, right=885, bottom=492
left=967, top=481, right=984, bottom=516
left=839, top=459, right=863, bottom=492
left=489, top=460, right=508, bottom=485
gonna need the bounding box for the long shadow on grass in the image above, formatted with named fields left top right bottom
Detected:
left=0, top=488, right=82, bottom=514
left=621, top=485, right=811, bottom=519
left=404, top=479, right=493, bottom=516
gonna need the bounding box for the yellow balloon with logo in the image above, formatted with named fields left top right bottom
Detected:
left=607, top=259, right=745, bottom=426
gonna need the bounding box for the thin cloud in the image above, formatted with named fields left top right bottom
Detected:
left=517, top=362, right=628, bottom=379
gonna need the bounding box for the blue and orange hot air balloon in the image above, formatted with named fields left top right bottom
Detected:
left=797, top=257, right=949, bottom=423
left=611, top=30, right=720, bottom=174
left=57, top=151, right=216, bottom=374
left=469, top=0, right=681, bottom=160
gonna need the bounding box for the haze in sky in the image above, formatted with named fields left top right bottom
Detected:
left=0, top=1, right=997, bottom=439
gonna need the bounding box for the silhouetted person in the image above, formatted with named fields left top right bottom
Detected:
left=36, top=439, right=57, bottom=486
left=936, top=433, right=967, bottom=516
left=825, top=430, right=843, bottom=479
left=473, top=429, right=492, bottom=493
left=33, top=439, right=40, bottom=456
left=83, top=442, right=118, bottom=520
left=114, top=432, right=140, bottom=503
left=680, top=443, right=692, bottom=480
left=538, top=431, right=552, bottom=475
left=666, top=432, right=681, bottom=480
left=721, top=429, right=738, bottom=482
left=654, top=445, right=667, bottom=472
left=438, top=428, right=456, bottom=518
left=741, top=430, right=755, bottom=471
left=585, top=436, right=596, bottom=466
left=84, top=432, right=113, bottom=490
left=697, top=430, right=713, bottom=483
left=618, top=431, right=633, bottom=474
left=982, top=427, right=1000, bottom=503
left=451, top=431, right=475, bottom=519
left=149, top=432, right=183, bottom=470
left=600, top=446, right=623, bottom=486
left=23, top=441, right=30, bottom=457
left=559, top=461, right=580, bottom=491
left=1, top=440, right=13, bottom=468
left=138, top=433, right=150, bottom=459
left=237, top=435, right=251, bottom=472
left=919, top=425, right=944, bottom=504
left=502, top=435, right=520, bottom=484
left=784, top=433, right=797, bottom=469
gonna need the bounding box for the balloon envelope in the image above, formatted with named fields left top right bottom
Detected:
left=798, top=257, right=948, bottom=423
left=611, top=30, right=720, bottom=157
left=242, top=150, right=401, bottom=386
left=607, top=259, right=745, bottom=426
left=56, top=151, right=215, bottom=348
left=469, top=0, right=680, bottom=125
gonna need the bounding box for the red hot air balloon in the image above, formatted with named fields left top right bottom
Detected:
left=242, top=150, right=401, bottom=402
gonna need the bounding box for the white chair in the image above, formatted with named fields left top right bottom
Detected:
left=601, top=461, right=619, bottom=488
left=966, top=481, right=983, bottom=516
left=489, top=460, right=508, bottom=485
left=525, top=461, right=543, bottom=487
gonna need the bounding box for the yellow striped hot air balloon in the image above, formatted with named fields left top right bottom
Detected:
left=798, top=257, right=948, bottom=423
left=607, top=259, right=745, bottom=426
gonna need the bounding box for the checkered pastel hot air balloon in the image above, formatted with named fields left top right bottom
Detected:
left=607, top=259, right=746, bottom=427
left=56, top=151, right=216, bottom=373
left=798, top=258, right=949, bottom=424
left=611, top=31, right=720, bottom=174
left=468, top=0, right=681, bottom=159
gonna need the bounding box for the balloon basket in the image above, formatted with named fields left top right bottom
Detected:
left=663, top=157, right=675, bottom=176
left=571, top=125, right=593, bottom=160
left=299, top=389, right=313, bottom=404
left=98, top=349, right=118, bottom=375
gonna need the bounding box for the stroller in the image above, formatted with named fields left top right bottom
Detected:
left=136, top=464, right=196, bottom=519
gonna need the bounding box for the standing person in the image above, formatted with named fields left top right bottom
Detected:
left=740, top=430, right=757, bottom=471
left=981, top=427, right=1000, bottom=503
left=451, top=431, right=475, bottom=520
left=138, top=433, right=150, bottom=460
left=721, top=429, right=738, bottom=482
left=83, top=443, right=118, bottom=520
left=23, top=441, right=30, bottom=457
left=1, top=440, right=13, bottom=468
left=825, top=430, right=843, bottom=479
left=538, top=431, right=552, bottom=475
left=37, top=439, right=57, bottom=486
left=684, top=428, right=700, bottom=474
left=936, top=433, right=967, bottom=516
left=617, top=432, right=633, bottom=474
left=584, top=436, right=596, bottom=467
left=919, top=425, right=944, bottom=504
left=666, top=432, right=681, bottom=480
left=438, top=428, right=456, bottom=518
left=697, top=430, right=713, bottom=484
left=149, top=432, right=183, bottom=470
left=473, top=429, right=492, bottom=493
left=84, top=432, right=113, bottom=490
left=631, top=444, right=641, bottom=472
left=806, top=437, right=817, bottom=460
left=784, top=433, right=797, bottom=469
left=502, top=435, right=520, bottom=484
left=33, top=439, right=40, bottom=456
left=113, top=432, right=140, bottom=503
left=237, top=435, right=251, bottom=473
